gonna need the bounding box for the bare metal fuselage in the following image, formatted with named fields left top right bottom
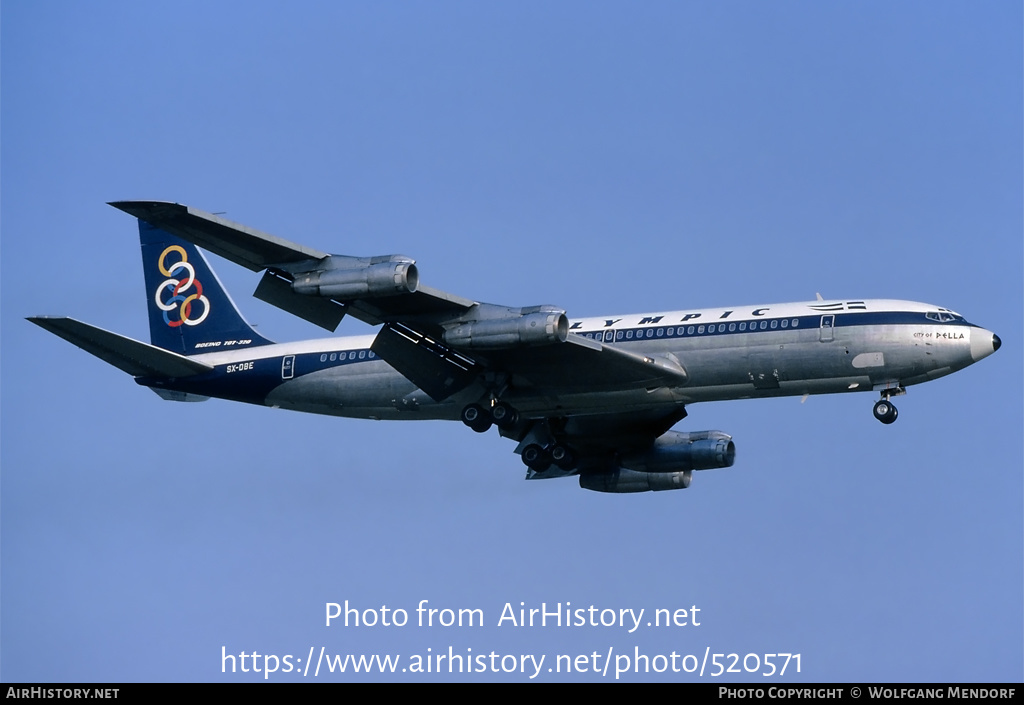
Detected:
left=179, top=299, right=994, bottom=423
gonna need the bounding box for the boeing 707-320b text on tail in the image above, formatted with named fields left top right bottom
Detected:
left=29, top=202, right=1001, bottom=493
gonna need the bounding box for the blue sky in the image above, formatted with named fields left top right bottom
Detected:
left=2, top=2, right=1021, bottom=682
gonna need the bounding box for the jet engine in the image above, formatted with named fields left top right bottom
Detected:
left=580, top=430, right=736, bottom=493
left=621, top=430, right=735, bottom=473
left=443, top=309, right=569, bottom=349
left=580, top=468, right=693, bottom=493
left=292, top=259, right=419, bottom=299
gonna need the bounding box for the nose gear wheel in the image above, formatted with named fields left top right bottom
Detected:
left=873, top=399, right=898, bottom=424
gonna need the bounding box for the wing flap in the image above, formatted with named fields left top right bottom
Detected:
left=253, top=270, right=348, bottom=331
left=371, top=323, right=480, bottom=400
left=27, top=317, right=214, bottom=378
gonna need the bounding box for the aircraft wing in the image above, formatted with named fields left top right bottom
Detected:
left=372, top=321, right=687, bottom=402
left=547, top=406, right=689, bottom=456
left=482, top=334, right=688, bottom=392
left=108, top=201, right=476, bottom=331
left=110, top=201, right=688, bottom=405
left=109, top=201, right=329, bottom=270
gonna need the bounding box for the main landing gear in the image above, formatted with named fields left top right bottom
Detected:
left=460, top=401, right=519, bottom=433
left=460, top=401, right=580, bottom=472
left=521, top=443, right=576, bottom=472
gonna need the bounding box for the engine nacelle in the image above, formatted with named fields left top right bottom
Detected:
left=292, top=260, right=418, bottom=299
left=621, top=430, right=735, bottom=474
left=580, top=468, right=692, bottom=493
left=443, top=310, right=569, bottom=349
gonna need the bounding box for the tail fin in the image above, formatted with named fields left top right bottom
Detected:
left=139, top=220, right=274, bottom=354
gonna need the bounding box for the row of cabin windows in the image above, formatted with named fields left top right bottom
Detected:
left=320, top=350, right=375, bottom=363
left=578, top=318, right=802, bottom=342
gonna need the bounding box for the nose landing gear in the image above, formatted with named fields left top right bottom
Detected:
left=873, top=399, right=898, bottom=424
left=872, top=385, right=905, bottom=424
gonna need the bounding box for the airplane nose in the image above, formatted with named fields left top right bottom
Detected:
left=970, top=328, right=1000, bottom=362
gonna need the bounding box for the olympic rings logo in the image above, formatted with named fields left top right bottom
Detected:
left=154, top=245, right=211, bottom=327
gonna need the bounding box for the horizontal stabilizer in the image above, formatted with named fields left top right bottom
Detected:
left=150, top=388, right=210, bottom=402
left=27, top=317, right=214, bottom=378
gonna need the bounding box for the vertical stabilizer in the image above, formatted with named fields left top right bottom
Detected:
left=139, top=220, right=273, bottom=354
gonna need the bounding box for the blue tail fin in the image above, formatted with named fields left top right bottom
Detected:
left=139, top=220, right=274, bottom=354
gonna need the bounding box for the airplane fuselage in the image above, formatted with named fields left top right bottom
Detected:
left=144, top=298, right=997, bottom=422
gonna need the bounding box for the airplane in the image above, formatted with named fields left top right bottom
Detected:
left=28, top=201, right=1001, bottom=493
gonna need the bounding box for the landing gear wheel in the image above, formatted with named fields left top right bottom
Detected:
left=461, top=404, right=493, bottom=433
left=550, top=444, right=576, bottom=471
left=490, top=401, right=519, bottom=430
left=521, top=444, right=551, bottom=472
left=873, top=400, right=898, bottom=425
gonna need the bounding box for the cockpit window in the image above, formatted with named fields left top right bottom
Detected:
left=925, top=311, right=958, bottom=322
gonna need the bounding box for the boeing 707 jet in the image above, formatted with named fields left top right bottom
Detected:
left=29, top=202, right=1001, bottom=493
